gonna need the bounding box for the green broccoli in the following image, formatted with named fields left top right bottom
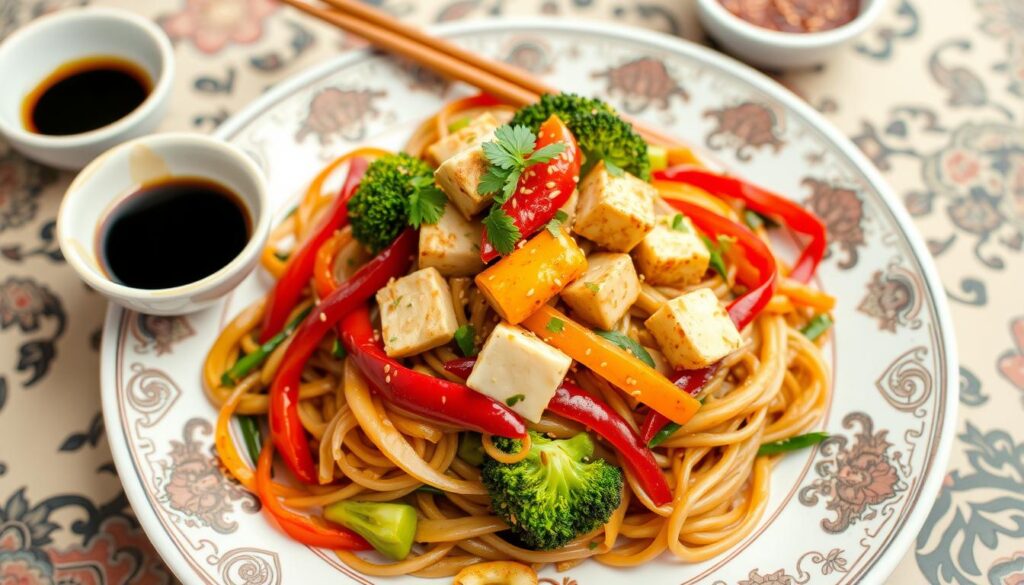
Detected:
left=323, top=500, right=418, bottom=560
left=480, top=431, right=623, bottom=550
left=346, top=153, right=444, bottom=252
left=509, top=93, right=651, bottom=180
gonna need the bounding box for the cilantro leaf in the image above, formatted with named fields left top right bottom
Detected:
left=595, top=330, right=655, bottom=368
left=529, top=142, right=567, bottom=165
left=454, top=324, right=477, bottom=357
left=483, top=207, right=522, bottom=255
left=584, top=282, right=601, bottom=293
left=545, top=209, right=569, bottom=236
left=478, top=166, right=511, bottom=195
left=546, top=317, right=565, bottom=333
left=483, top=125, right=535, bottom=169
left=496, top=168, right=522, bottom=204
left=407, top=176, right=446, bottom=227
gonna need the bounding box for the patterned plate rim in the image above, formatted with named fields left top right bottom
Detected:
left=100, top=17, right=960, bottom=585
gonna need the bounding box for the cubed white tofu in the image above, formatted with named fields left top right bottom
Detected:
left=633, top=216, right=711, bottom=287
left=418, top=203, right=484, bottom=277
left=434, top=147, right=493, bottom=219
left=376, top=268, right=459, bottom=358
left=645, top=288, right=742, bottom=369
left=560, top=253, right=640, bottom=330
left=426, top=113, right=500, bottom=166
left=573, top=161, right=656, bottom=252
left=466, top=322, right=572, bottom=422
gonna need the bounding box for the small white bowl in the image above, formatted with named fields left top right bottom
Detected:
left=57, top=133, right=270, bottom=316
left=0, top=7, right=174, bottom=170
left=697, top=0, right=888, bottom=70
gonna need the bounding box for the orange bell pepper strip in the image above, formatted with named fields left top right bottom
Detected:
left=521, top=305, right=701, bottom=426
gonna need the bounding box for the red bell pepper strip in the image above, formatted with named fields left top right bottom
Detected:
left=479, top=115, right=581, bottom=262
left=443, top=358, right=672, bottom=506
left=639, top=200, right=779, bottom=444
left=339, top=309, right=526, bottom=438
left=259, top=158, right=368, bottom=343
left=655, top=166, right=826, bottom=283
left=255, top=439, right=371, bottom=550
left=269, top=229, right=416, bottom=484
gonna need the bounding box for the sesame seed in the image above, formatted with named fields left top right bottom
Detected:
left=585, top=348, right=592, bottom=356
left=600, top=361, right=608, bottom=368
left=631, top=390, right=641, bottom=397
left=626, top=377, right=638, bottom=386
left=385, top=375, right=392, bottom=383
left=545, top=181, right=556, bottom=188
left=319, top=313, right=327, bottom=322
left=442, top=396, right=447, bottom=404
left=526, top=288, right=535, bottom=297
left=384, top=364, right=391, bottom=373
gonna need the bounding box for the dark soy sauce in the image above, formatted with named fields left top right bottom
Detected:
left=22, top=56, right=151, bottom=136
left=100, top=177, right=251, bottom=290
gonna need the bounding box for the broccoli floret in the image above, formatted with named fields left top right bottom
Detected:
left=347, top=153, right=434, bottom=252
left=509, top=93, right=650, bottom=180
left=481, top=431, right=623, bottom=550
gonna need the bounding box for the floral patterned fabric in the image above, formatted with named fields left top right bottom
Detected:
left=0, top=1, right=1020, bottom=583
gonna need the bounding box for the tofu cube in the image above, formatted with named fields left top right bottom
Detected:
left=376, top=268, right=459, bottom=358
left=632, top=216, right=711, bottom=287
left=560, top=253, right=640, bottom=330
left=466, top=322, right=572, bottom=422
left=644, top=288, right=742, bottom=369
left=434, top=147, right=493, bottom=219
left=426, top=113, right=500, bottom=165
left=573, top=161, right=655, bottom=252
left=418, top=203, right=484, bottom=277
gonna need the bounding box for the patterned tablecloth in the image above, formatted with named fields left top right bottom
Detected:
left=0, top=0, right=1021, bottom=583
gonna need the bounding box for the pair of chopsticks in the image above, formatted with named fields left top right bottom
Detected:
left=278, top=0, right=680, bottom=147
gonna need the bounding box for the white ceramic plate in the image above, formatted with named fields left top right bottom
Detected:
left=100, top=19, right=958, bottom=585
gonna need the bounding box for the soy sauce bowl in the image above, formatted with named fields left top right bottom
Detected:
left=57, top=133, right=270, bottom=316
left=0, top=7, right=174, bottom=170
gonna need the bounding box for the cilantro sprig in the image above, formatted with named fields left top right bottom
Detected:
left=407, top=175, right=446, bottom=228
left=478, top=124, right=566, bottom=203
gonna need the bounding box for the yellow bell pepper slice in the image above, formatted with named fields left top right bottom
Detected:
left=522, top=305, right=701, bottom=426
left=475, top=228, right=587, bottom=325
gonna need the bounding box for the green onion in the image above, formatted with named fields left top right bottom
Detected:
left=647, top=145, right=668, bottom=172
left=331, top=338, right=347, bottom=359
left=221, top=306, right=312, bottom=386
left=758, top=432, right=829, bottom=456
left=238, top=416, right=262, bottom=462
left=457, top=432, right=484, bottom=466
left=595, top=330, right=655, bottom=368
left=801, top=314, right=833, bottom=342
left=416, top=485, right=444, bottom=495
left=701, top=235, right=728, bottom=279
left=743, top=209, right=777, bottom=230
left=648, top=422, right=681, bottom=448
left=273, top=251, right=291, bottom=262
left=447, top=117, right=471, bottom=133
left=454, top=324, right=477, bottom=357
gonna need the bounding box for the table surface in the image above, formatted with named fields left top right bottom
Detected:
left=0, top=0, right=1021, bottom=583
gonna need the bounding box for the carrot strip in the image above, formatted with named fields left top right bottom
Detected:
left=521, top=306, right=701, bottom=426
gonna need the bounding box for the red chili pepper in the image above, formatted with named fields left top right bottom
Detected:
left=269, top=229, right=416, bottom=484
left=655, top=166, right=826, bottom=283
left=479, top=115, right=581, bottom=263
left=259, top=158, right=368, bottom=343
left=639, top=200, right=779, bottom=444
left=340, top=310, right=526, bottom=438
left=443, top=358, right=671, bottom=506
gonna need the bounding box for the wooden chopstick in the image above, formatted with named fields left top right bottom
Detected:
left=280, top=0, right=539, bottom=106
left=280, top=0, right=681, bottom=147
